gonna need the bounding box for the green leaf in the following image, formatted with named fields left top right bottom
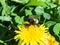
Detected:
left=45, top=21, right=56, bottom=28
left=0, top=40, right=7, bottom=45
left=15, top=16, right=21, bottom=24
left=57, top=0, right=60, bottom=5
left=43, top=13, right=51, bottom=20
left=0, top=16, right=11, bottom=21
left=0, top=0, right=10, bottom=16
left=12, top=0, right=29, bottom=4
left=19, top=16, right=24, bottom=24
left=25, top=9, right=32, bottom=16
left=11, top=13, right=17, bottom=16
left=46, top=2, right=57, bottom=9
left=0, top=40, right=4, bottom=43
left=26, top=0, right=46, bottom=7
left=35, top=6, right=44, bottom=15
left=52, top=0, right=56, bottom=3
left=57, top=6, right=60, bottom=15
left=7, top=6, right=16, bottom=15
left=53, top=23, right=60, bottom=36
left=0, top=7, right=2, bottom=12
left=15, top=16, right=24, bottom=24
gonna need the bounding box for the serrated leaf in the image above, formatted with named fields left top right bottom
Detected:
left=43, top=13, right=51, bottom=20
left=35, top=6, right=44, bottom=15
left=45, top=21, right=56, bottom=27
left=15, top=16, right=21, bottom=24
left=15, top=16, right=24, bottom=24
left=53, top=23, right=60, bottom=36
left=19, top=16, right=24, bottom=24
left=25, top=9, right=32, bottom=16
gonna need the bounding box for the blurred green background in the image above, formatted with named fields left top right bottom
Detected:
left=0, top=0, right=60, bottom=45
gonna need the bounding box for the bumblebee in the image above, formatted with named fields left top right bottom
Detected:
left=24, top=16, right=39, bottom=25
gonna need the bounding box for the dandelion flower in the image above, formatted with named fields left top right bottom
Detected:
left=14, top=24, right=59, bottom=45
